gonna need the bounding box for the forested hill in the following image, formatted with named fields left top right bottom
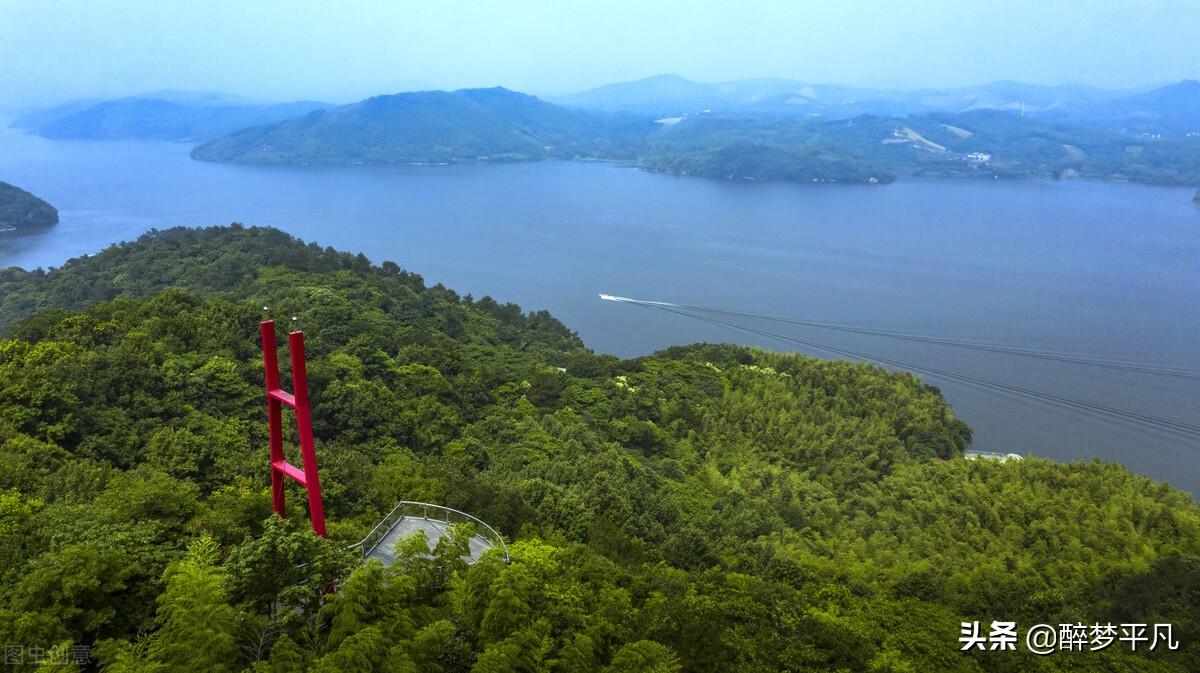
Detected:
left=189, top=84, right=1200, bottom=185
left=639, top=111, right=1200, bottom=185
left=0, top=181, right=58, bottom=231
left=191, top=87, right=648, bottom=165
left=1, top=225, right=1197, bottom=672
left=11, top=94, right=333, bottom=143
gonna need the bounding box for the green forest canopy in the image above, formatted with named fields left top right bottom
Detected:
left=0, top=225, right=1196, bottom=672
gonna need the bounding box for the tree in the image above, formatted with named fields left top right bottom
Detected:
left=312, top=626, right=389, bottom=673
left=12, top=542, right=144, bottom=641
left=224, top=516, right=353, bottom=621
left=253, top=634, right=305, bottom=673
left=95, top=634, right=166, bottom=673
left=33, top=641, right=83, bottom=672
left=602, top=641, right=681, bottom=673
left=321, top=562, right=388, bottom=651
left=147, top=537, right=238, bottom=673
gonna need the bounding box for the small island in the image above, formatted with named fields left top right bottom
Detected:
left=0, top=181, right=58, bottom=231
left=1194, top=189, right=1200, bottom=205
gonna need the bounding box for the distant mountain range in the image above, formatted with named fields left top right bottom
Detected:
left=0, top=181, right=58, bottom=231
left=553, top=74, right=1110, bottom=114
left=186, top=84, right=1200, bottom=186
left=1039, top=79, right=1200, bottom=135
left=14, top=78, right=1200, bottom=187
left=10, top=91, right=333, bottom=142
left=191, top=87, right=649, bottom=165
left=553, top=74, right=1200, bottom=135
left=553, top=74, right=900, bottom=116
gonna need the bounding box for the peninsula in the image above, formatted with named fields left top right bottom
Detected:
left=0, top=181, right=58, bottom=231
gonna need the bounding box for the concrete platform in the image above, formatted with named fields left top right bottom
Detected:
left=350, top=501, right=508, bottom=566
left=365, top=514, right=499, bottom=565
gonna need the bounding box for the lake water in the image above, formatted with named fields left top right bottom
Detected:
left=2, top=125, right=1199, bottom=495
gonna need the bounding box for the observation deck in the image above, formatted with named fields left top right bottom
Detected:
left=348, top=501, right=509, bottom=565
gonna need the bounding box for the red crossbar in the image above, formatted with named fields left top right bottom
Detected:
left=269, top=389, right=297, bottom=407
left=272, top=459, right=308, bottom=486
left=261, top=320, right=327, bottom=538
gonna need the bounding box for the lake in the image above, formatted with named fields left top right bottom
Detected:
left=2, top=125, right=1198, bottom=495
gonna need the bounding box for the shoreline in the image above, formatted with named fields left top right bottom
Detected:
left=187, top=150, right=1200, bottom=190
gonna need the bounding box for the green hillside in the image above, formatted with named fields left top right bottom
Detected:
left=191, top=88, right=647, bottom=165
left=0, top=225, right=1196, bottom=672
left=0, top=181, right=58, bottom=231
left=641, top=111, right=1200, bottom=185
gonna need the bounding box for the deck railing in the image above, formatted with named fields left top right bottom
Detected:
left=347, top=500, right=510, bottom=563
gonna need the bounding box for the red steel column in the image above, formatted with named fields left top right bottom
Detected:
left=289, top=330, right=327, bottom=538
left=261, top=321, right=287, bottom=517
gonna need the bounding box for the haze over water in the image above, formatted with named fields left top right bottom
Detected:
left=2, top=125, right=1198, bottom=494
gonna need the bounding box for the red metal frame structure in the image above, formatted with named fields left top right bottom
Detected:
left=260, top=320, right=327, bottom=538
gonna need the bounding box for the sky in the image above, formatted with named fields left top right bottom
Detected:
left=2, top=0, right=1198, bottom=108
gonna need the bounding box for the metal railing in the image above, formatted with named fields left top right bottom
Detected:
left=347, top=500, right=510, bottom=563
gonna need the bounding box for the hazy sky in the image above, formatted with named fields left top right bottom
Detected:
left=2, top=0, right=1198, bottom=107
